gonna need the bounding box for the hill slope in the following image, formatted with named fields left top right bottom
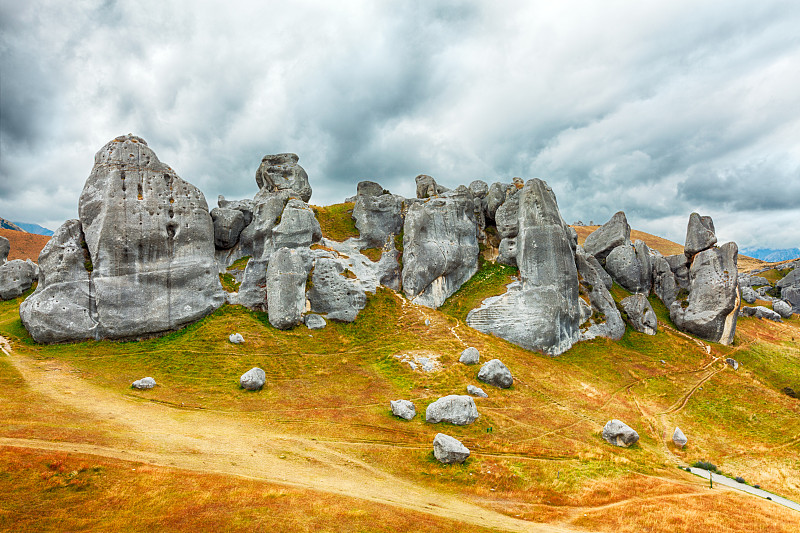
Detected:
left=0, top=228, right=51, bottom=262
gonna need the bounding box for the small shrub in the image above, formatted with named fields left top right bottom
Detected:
left=693, top=460, right=718, bottom=472
left=735, top=476, right=746, bottom=484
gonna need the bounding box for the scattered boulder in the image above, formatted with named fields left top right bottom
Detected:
left=229, top=333, right=245, bottom=344
left=670, top=242, right=739, bottom=345
left=684, top=213, right=717, bottom=258
left=782, top=286, right=800, bottom=314
left=390, top=399, right=416, bottom=420
left=620, top=294, right=657, bottom=335
left=433, top=433, right=470, bottom=464
left=672, top=427, right=688, bottom=447
left=477, top=359, right=513, bottom=389
left=402, top=189, right=479, bottom=308
left=307, top=258, right=366, bottom=322
left=305, top=313, right=327, bottom=329
left=726, top=358, right=739, bottom=370
left=583, top=211, right=631, bottom=262
left=132, top=377, right=156, bottom=390
left=0, top=236, right=9, bottom=263
left=467, top=384, right=488, bottom=398
left=265, top=247, right=310, bottom=329
left=426, top=395, right=480, bottom=425
left=459, top=347, right=480, bottom=365
left=740, top=305, right=782, bottom=322
left=602, top=419, right=640, bottom=447
left=740, top=285, right=758, bottom=304
left=0, top=259, right=38, bottom=300
left=211, top=207, right=246, bottom=249
left=467, top=180, right=580, bottom=355
left=352, top=192, right=403, bottom=247
left=773, top=300, right=793, bottom=318
left=415, top=174, right=448, bottom=199
left=240, top=367, right=266, bottom=391
left=255, top=153, right=312, bottom=202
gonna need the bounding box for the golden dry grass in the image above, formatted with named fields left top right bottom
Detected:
left=0, top=228, right=51, bottom=262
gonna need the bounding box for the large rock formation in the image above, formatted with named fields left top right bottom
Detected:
left=467, top=179, right=580, bottom=355
left=684, top=213, right=717, bottom=258
left=576, top=246, right=625, bottom=341
left=621, top=294, right=657, bottom=335
left=307, top=257, right=366, bottom=322
left=21, top=135, right=225, bottom=342
left=255, top=153, right=312, bottom=202
left=266, top=247, right=311, bottom=330
left=402, top=187, right=479, bottom=308
left=352, top=191, right=403, bottom=247
left=604, top=241, right=651, bottom=294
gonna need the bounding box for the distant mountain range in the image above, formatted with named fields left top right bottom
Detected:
left=742, top=248, right=800, bottom=262
left=0, top=217, right=54, bottom=236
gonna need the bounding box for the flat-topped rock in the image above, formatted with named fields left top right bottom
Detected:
left=426, top=395, right=479, bottom=425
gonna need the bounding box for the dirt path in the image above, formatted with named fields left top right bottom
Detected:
left=0, top=336, right=576, bottom=533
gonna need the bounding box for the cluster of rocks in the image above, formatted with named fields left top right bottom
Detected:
left=738, top=263, right=798, bottom=320
left=16, top=135, right=744, bottom=354
left=0, top=235, right=39, bottom=301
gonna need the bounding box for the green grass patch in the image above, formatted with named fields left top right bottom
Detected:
left=439, top=260, right=518, bottom=322
left=360, top=247, right=382, bottom=262
left=227, top=255, right=251, bottom=271
left=219, top=273, right=240, bottom=293
left=312, top=202, right=359, bottom=241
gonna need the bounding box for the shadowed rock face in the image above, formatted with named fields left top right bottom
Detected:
left=467, top=179, right=580, bottom=355
left=576, top=246, right=625, bottom=341
left=266, top=247, right=310, bottom=330
left=402, top=188, right=479, bottom=308
left=670, top=242, right=739, bottom=345
left=21, top=135, right=225, bottom=343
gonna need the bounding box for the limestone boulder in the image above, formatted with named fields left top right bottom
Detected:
left=356, top=180, right=386, bottom=197
left=602, top=419, right=639, bottom=448
left=684, top=213, right=717, bottom=258
left=494, top=190, right=520, bottom=239
left=583, top=211, right=631, bottom=262
left=477, top=359, right=513, bottom=388
left=672, top=427, right=688, bottom=447
left=670, top=242, right=739, bottom=344
left=233, top=259, right=268, bottom=310
left=773, top=300, right=793, bottom=318
left=459, top=347, right=480, bottom=365
left=665, top=254, right=690, bottom=290
left=307, top=257, right=367, bottom=322
left=749, top=275, right=770, bottom=287
left=402, top=189, right=479, bottom=308
left=415, top=174, right=448, bottom=199
left=271, top=199, right=322, bottom=250
left=390, top=399, right=416, bottom=420
left=217, top=196, right=254, bottom=226
left=255, top=153, right=312, bottom=202
left=236, top=192, right=290, bottom=260
left=652, top=252, right=678, bottom=307
left=0, top=259, right=38, bottom=300
left=605, top=241, right=651, bottom=294
left=497, top=237, right=517, bottom=266
left=468, top=180, right=488, bottom=199
left=426, top=395, right=480, bottom=425
left=485, top=182, right=515, bottom=221
left=240, top=367, right=266, bottom=391
left=467, top=385, right=488, bottom=398
left=352, top=193, right=403, bottom=247
left=621, top=294, right=657, bottom=335
left=266, top=247, right=310, bottom=330
left=741, top=285, right=758, bottom=304
left=72, top=134, right=225, bottom=340
left=305, top=313, right=327, bottom=329
left=782, top=286, right=800, bottom=313
left=433, top=433, right=470, bottom=464
left=132, top=377, right=156, bottom=390
left=740, top=305, right=782, bottom=322
left=19, top=220, right=97, bottom=343
left=211, top=207, right=246, bottom=249
left=777, top=268, right=800, bottom=290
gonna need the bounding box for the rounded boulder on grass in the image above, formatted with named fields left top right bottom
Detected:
left=240, top=367, right=266, bottom=391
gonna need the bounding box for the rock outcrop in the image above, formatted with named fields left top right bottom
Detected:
left=433, top=433, right=470, bottom=464
left=352, top=191, right=403, bottom=247
left=467, top=179, right=580, bottom=355
left=773, top=300, right=793, bottom=318
left=576, top=246, right=626, bottom=341
left=390, top=399, right=416, bottom=420
left=307, top=257, right=366, bottom=322
left=621, top=294, right=657, bottom=335
left=255, top=153, right=312, bottom=202
left=426, top=395, right=480, bottom=425
left=0, top=259, right=38, bottom=300
left=211, top=207, right=247, bottom=249
left=415, top=174, right=448, bottom=199
left=402, top=188, right=479, bottom=308
left=583, top=211, right=630, bottom=262
left=266, top=247, right=310, bottom=330
left=602, top=419, right=639, bottom=447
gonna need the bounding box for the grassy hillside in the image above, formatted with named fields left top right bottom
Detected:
left=0, top=228, right=51, bottom=262
left=1, top=270, right=799, bottom=531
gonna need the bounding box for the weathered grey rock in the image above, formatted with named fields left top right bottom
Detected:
left=217, top=195, right=254, bottom=226
left=468, top=180, right=488, bottom=199
left=773, top=300, right=793, bottom=318
left=266, top=247, right=310, bottom=329
left=605, top=242, right=650, bottom=294
left=132, top=377, right=156, bottom=390
left=0, top=259, right=38, bottom=300
left=602, top=419, right=639, bottom=447
left=672, top=427, right=687, bottom=447
left=777, top=268, right=800, bottom=290
left=236, top=192, right=290, bottom=260
left=621, top=294, right=657, bottom=335
left=352, top=193, right=403, bottom=247
left=725, top=357, right=739, bottom=370
left=255, top=153, right=312, bottom=202
left=233, top=259, right=268, bottom=310
left=497, top=237, right=517, bottom=266
left=576, top=246, right=626, bottom=341
left=50, top=135, right=225, bottom=341
left=305, top=313, right=327, bottom=329
left=402, top=190, right=479, bottom=308
left=670, top=242, right=739, bottom=344
left=741, top=284, right=758, bottom=304
left=579, top=297, right=592, bottom=325
left=586, top=252, right=613, bottom=290
left=485, top=182, right=514, bottom=221
left=390, top=399, right=416, bottom=420
left=271, top=199, right=322, bottom=250
left=459, top=347, right=480, bottom=365
left=240, top=367, right=266, bottom=391
left=652, top=252, right=678, bottom=307
left=307, top=257, right=366, bottom=322
left=477, top=359, right=513, bottom=389
left=467, top=180, right=580, bottom=356
left=19, top=220, right=97, bottom=343
left=415, top=174, right=448, bottom=199
left=748, top=275, right=770, bottom=287
left=229, top=332, right=244, bottom=344
left=740, top=305, right=782, bottom=322
left=665, top=254, right=690, bottom=290
left=426, top=395, right=480, bottom=425
left=494, top=190, right=519, bottom=239
left=0, top=236, right=8, bottom=263
left=356, top=180, right=386, bottom=197
left=684, top=213, right=717, bottom=258
left=433, top=433, right=470, bottom=464
left=583, top=211, right=631, bottom=262
left=783, top=286, right=800, bottom=313
left=211, top=207, right=246, bottom=249
left=467, top=384, right=488, bottom=398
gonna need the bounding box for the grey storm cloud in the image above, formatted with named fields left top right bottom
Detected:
left=1, top=0, right=799, bottom=249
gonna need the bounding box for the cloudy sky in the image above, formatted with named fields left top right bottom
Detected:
left=1, top=0, right=799, bottom=249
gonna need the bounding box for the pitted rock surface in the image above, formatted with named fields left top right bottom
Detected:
left=255, top=153, right=312, bottom=202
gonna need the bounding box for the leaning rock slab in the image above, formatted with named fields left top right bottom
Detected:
left=255, top=153, right=312, bottom=202
left=132, top=377, right=156, bottom=390
left=602, top=419, right=639, bottom=447
left=240, top=367, right=266, bottom=391
left=390, top=399, right=416, bottom=420
left=433, top=433, right=470, bottom=464
left=426, top=395, right=479, bottom=425
left=620, top=294, right=657, bottom=335
left=576, top=246, right=626, bottom=341
left=477, top=359, right=513, bottom=389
